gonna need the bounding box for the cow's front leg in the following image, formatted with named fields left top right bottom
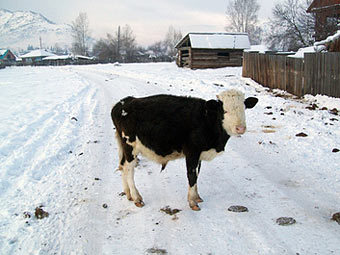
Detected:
left=186, top=155, right=203, bottom=211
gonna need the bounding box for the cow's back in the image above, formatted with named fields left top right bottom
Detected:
left=112, top=95, right=206, bottom=157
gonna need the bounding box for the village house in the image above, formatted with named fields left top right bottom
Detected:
left=175, top=32, right=250, bottom=69
left=307, top=0, right=340, bottom=41
left=0, top=49, right=17, bottom=66
left=20, top=49, right=56, bottom=65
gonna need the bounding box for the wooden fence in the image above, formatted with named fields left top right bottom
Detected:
left=242, top=52, right=340, bottom=98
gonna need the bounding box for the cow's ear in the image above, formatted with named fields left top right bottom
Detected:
left=206, top=99, right=221, bottom=111
left=244, top=97, right=258, bottom=109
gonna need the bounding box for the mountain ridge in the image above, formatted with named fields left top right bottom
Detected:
left=0, top=9, right=72, bottom=52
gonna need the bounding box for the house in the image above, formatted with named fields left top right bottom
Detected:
left=20, top=49, right=56, bottom=65
left=175, top=32, right=250, bottom=69
left=0, top=49, right=17, bottom=66
left=307, top=0, right=340, bottom=41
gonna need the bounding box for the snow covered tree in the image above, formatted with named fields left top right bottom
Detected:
left=225, top=0, right=262, bottom=45
left=71, top=12, right=91, bottom=56
left=265, top=0, right=315, bottom=51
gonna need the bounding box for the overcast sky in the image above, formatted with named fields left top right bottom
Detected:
left=0, top=0, right=277, bottom=46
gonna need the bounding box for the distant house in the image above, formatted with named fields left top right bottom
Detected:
left=42, top=54, right=96, bottom=66
left=307, top=0, right=340, bottom=41
left=20, top=49, right=55, bottom=65
left=0, top=49, right=17, bottom=66
left=42, top=54, right=73, bottom=66
left=175, top=32, right=250, bottom=69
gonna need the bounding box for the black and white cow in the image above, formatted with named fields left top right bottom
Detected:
left=111, top=89, right=258, bottom=211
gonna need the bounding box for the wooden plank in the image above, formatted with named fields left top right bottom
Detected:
left=335, top=53, right=340, bottom=97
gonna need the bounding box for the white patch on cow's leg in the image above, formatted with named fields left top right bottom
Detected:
left=188, top=184, right=200, bottom=211
left=124, top=159, right=144, bottom=207
left=121, top=170, right=132, bottom=201
left=195, top=184, right=204, bottom=203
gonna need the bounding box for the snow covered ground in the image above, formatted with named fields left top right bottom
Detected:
left=0, top=63, right=340, bottom=255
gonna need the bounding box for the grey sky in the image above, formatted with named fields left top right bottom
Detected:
left=0, top=0, right=276, bottom=46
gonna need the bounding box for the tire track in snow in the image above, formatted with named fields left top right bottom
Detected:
left=0, top=67, right=101, bottom=254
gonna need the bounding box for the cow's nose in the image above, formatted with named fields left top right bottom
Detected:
left=236, top=125, right=246, bottom=134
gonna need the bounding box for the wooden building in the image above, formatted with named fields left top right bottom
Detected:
left=0, top=49, right=16, bottom=66
left=175, top=32, right=250, bottom=69
left=307, top=0, right=340, bottom=41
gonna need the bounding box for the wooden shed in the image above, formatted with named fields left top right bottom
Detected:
left=175, top=32, right=250, bottom=69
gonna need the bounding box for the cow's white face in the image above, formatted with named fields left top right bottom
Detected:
left=217, top=89, right=255, bottom=136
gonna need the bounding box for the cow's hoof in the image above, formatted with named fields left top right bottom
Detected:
left=135, top=201, right=145, bottom=208
left=191, top=205, right=201, bottom=211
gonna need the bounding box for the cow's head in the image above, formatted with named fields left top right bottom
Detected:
left=216, top=89, right=258, bottom=136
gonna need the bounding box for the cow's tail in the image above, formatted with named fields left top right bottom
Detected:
left=115, top=130, right=124, bottom=171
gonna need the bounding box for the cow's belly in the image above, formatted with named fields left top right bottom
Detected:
left=200, top=149, right=223, bottom=161
left=134, top=137, right=184, bottom=165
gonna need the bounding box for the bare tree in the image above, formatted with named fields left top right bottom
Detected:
left=265, top=0, right=315, bottom=51
left=92, top=25, right=137, bottom=63
left=225, top=0, right=261, bottom=44
left=71, top=12, right=90, bottom=56
left=163, top=26, right=182, bottom=59
left=120, top=24, right=137, bottom=62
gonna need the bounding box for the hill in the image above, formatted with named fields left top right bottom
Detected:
left=0, top=9, right=72, bottom=51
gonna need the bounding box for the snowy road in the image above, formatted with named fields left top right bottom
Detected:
left=0, top=63, right=340, bottom=254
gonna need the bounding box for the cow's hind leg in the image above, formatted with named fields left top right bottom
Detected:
left=186, top=155, right=203, bottom=211
left=121, top=139, right=144, bottom=207
left=123, top=158, right=144, bottom=207
left=116, top=131, right=144, bottom=207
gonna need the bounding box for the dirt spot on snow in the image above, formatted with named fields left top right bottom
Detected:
left=262, top=125, right=277, bottom=133
left=296, top=132, right=308, bottom=137
left=160, top=206, right=181, bottom=216
left=331, top=212, right=340, bottom=224
left=264, top=112, right=273, bottom=115
left=276, top=217, right=296, bottom=226
left=305, top=104, right=318, bottom=110
left=23, top=212, right=31, bottom=219
left=329, top=108, right=339, bottom=116
left=146, top=248, right=168, bottom=254
left=35, top=206, right=49, bottom=219
left=228, top=205, right=248, bottom=213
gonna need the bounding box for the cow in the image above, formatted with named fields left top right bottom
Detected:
left=111, top=89, right=258, bottom=211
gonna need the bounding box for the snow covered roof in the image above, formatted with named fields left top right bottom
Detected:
left=244, top=45, right=269, bottom=53
left=314, top=29, right=340, bottom=47
left=175, top=32, right=250, bottom=50
left=288, top=46, right=316, bottom=58
left=0, top=49, right=8, bottom=56
left=43, top=55, right=71, bottom=60
left=20, top=49, right=55, bottom=58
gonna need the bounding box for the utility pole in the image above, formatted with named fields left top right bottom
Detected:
left=39, top=36, right=42, bottom=49
left=117, top=26, right=121, bottom=61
